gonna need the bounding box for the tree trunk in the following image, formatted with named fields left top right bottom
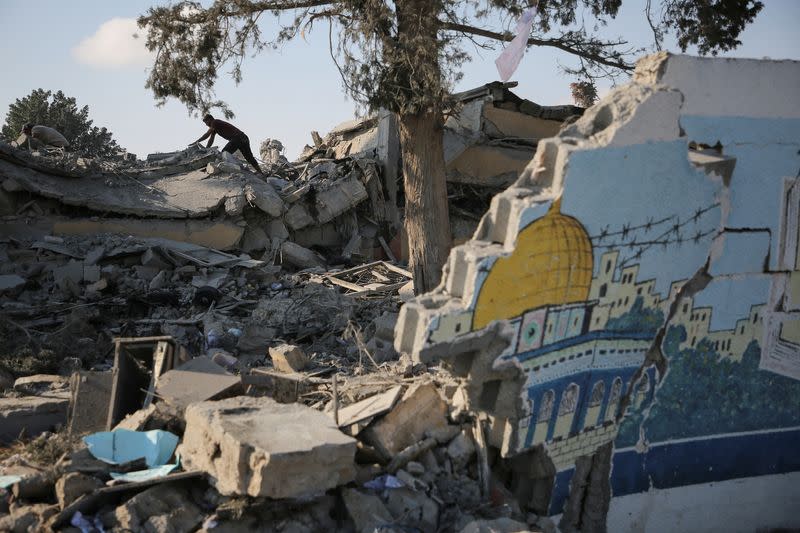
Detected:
left=394, top=0, right=452, bottom=295
left=399, top=110, right=451, bottom=294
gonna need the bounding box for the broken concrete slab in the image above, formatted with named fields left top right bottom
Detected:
left=13, top=374, right=67, bottom=393
left=385, top=487, right=439, bottom=532
left=342, top=488, right=394, bottom=533
left=155, top=356, right=241, bottom=410
left=284, top=203, right=315, bottom=230
left=244, top=179, right=285, bottom=218
left=54, top=218, right=245, bottom=250
left=0, top=392, right=70, bottom=444
left=179, top=396, right=357, bottom=498
left=281, top=241, right=325, bottom=269
left=0, top=159, right=247, bottom=218
left=240, top=226, right=271, bottom=253
left=314, top=174, right=369, bottom=224
left=104, top=483, right=203, bottom=533
left=269, top=343, right=309, bottom=373
left=361, top=382, right=449, bottom=458
left=55, top=472, right=103, bottom=510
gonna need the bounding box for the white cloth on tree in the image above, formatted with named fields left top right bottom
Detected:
left=495, top=6, right=537, bottom=82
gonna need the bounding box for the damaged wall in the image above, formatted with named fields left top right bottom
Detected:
left=395, top=53, right=800, bottom=532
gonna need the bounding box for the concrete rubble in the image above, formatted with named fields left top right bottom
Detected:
left=0, top=82, right=583, bottom=532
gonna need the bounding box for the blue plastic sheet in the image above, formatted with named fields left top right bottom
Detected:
left=83, top=429, right=178, bottom=467
left=83, top=429, right=180, bottom=482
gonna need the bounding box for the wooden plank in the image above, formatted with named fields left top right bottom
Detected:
left=382, top=262, right=412, bottom=278
left=371, top=270, right=391, bottom=282
left=335, top=385, right=403, bottom=428
left=327, top=276, right=368, bottom=293
left=378, top=236, right=397, bottom=262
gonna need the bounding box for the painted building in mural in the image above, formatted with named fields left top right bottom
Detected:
left=396, top=53, right=800, bottom=531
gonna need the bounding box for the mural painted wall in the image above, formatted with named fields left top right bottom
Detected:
left=395, top=53, right=800, bottom=531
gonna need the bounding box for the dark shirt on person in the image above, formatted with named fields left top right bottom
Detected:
left=208, top=119, right=244, bottom=140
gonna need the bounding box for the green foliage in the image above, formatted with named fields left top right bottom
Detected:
left=616, top=325, right=800, bottom=447
left=606, top=296, right=664, bottom=335
left=662, top=0, right=763, bottom=55
left=136, top=1, right=764, bottom=121
left=1, top=89, right=122, bottom=158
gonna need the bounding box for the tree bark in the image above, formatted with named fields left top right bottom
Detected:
left=395, top=0, right=452, bottom=295
left=399, top=110, right=451, bottom=294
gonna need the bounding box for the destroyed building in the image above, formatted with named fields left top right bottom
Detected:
left=2, top=56, right=798, bottom=533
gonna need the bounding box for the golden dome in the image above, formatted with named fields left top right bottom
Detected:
left=473, top=198, right=593, bottom=330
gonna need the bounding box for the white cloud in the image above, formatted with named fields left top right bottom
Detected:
left=72, top=18, right=154, bottom=69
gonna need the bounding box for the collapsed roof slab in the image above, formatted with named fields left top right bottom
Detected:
left=53, top=218, right=244, bottom=250
left=0, top=160, right=248, bottom=218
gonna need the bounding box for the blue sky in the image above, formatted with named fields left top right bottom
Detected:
left=1, top=1, right=798, bottom=160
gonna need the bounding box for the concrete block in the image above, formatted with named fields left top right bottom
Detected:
left=55, top=472, right=103, bottom=509
left=155, top=356, right=242, bottom=410
left=342, top=488, right=394, bottom=533
left=280, top=241, right=325, bottom=269
left=224, top=194, right=246, bottom=216
left=68, top=371, right=113, bottom=435
left=385, top=487, right=439, bottom=532
left=240, top=226, right=271, bottom=253
left=361, top=382, right=449, bottom=458
left=107, top=483, right=203, bottom=533
left=315, top=175, right=368, bottom=224
left=446, top=429, right=476, bottom=467
left=14, top=374, right=67, bottom=393
left=265, top=219, right=290, bottom=242
left=269, top=343, right=309, bottom=373
left=0, top=392, right=70, bottom=444
left=179, top=396, right=357, bottom=498
left=284, top=203, right=315, bottom=230
left=244, top=179, right=285, bottom=218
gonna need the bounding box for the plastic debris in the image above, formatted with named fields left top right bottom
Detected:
left=363, top=474, right=404, bottom=491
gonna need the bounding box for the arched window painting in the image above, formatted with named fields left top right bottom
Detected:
left=589, top=381, right=605, bottom=406
left=538, top=390, right=555, bottom=423
left=606, top=378, right=623, bottom=422
left=585, top=381, right=606, bottom=428
left=558, top=383, right=580, bottom=415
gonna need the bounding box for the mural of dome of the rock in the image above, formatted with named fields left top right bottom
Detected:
left=397, top=55, right=800, bottom=529
left=473, top=197, right=593, bottom=330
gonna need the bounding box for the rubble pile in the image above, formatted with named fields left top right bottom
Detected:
left=0, top=355, right=553, bottom=532
left=0, top=83, right=585, bottom=531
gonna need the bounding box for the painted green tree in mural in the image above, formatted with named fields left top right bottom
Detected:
left=606, top=296, right=664, bottom=335
left=617, top=325, right=800, bottom=447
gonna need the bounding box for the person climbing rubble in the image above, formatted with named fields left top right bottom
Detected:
left=193, top=113, right=264, bottom=175
left=12, top=123, right=69, bottom=150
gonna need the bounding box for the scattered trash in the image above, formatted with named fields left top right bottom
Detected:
left=364, top=474, right=405, bottom=491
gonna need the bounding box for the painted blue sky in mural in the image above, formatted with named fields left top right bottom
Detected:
left=559, top=140, right=722, bottom=298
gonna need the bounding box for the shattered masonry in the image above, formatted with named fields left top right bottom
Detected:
left=395, top=53, right=800, bottom=530
left=0, top=83, right=579, bottom=532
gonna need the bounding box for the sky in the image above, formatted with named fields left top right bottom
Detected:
left=0, top=1, right=798, bottom=161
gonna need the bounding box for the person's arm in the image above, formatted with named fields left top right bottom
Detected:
left=194, top=127, right=215, bottom=147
